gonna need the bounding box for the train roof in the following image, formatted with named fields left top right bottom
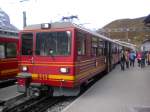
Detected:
left=113, top=39, right=136, bottom=50
left=23, top=22, right=115, bottom=43
left=24, top=22, right=136, bottom=49
left=0, top=29, right=18, bottom=39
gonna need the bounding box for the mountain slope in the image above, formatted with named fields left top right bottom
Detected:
left=98, top=17, right=150, bottom=47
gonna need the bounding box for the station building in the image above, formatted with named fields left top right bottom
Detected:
left=142, top=14, right=150, bottom=51
left=141, top=39, right=150, bottom=51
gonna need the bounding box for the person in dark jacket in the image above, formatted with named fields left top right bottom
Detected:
left=141, top=51, right=146, bottom=68
left=125, top=50, right=130, bottom=68
left=137, top=51, right=142, bottom=67
left=120, top=50, right=126, bottom=70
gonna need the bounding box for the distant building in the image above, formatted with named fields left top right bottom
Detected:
left=142, top=14, right=150, bottom=51
left=0, top=8, right=18, bottom=31
left=144, top=14, right=150, bottom=27
left=141, top=39, right=150, bottom=51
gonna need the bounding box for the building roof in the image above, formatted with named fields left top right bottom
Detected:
left=0, top=8, right=18, bottom=31
left=142, top=39, right=150, bottom=43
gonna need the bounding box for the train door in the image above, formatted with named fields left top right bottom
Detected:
left=19, top=33, right=35, bottom=74
left=104, top=41, right=112, bottom=73
left=108, top=42, right=112, bottom=70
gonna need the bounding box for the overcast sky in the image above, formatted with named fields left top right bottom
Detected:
left=0, top=0, right=150, bottom=30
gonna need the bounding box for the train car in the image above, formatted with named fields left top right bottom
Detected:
left=16, top=22, right=121, bottom=97
left=0, top=29, right=18, bottom=81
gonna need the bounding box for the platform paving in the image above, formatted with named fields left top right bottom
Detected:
left=0, top=85, right=22, bottom=101
left=62, top=64, right=150, bottom=112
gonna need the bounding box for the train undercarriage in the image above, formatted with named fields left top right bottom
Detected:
left=16, top=73, right=81, bottom=97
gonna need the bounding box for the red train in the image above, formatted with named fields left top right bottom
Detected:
left=0, top=29, right=18, bottom=81
left=16, top=22, right=126, bottom=96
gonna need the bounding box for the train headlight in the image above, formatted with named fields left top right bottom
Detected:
left=60, top=67, right=69, bottom=74
left=22, top=66, right=28, bottom=72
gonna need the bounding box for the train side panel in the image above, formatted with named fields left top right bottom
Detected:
left=74, top=30, right=107, bottom=86
left=0, top=36, right=18, bottom=81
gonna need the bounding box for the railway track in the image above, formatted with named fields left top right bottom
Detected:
left=0, top=94, right=63, bottom=112
left=0, top=71, right=106, bottom=112
left=22, top=97, right=62, bottom=112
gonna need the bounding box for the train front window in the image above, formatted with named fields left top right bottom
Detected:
left=21, top=33, right=33, bottom=55
left=36, top=31, right=71, bottom=56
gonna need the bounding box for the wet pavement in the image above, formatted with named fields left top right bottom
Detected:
left=0, top=85, right=22, bottom=101
left=62, top=64, right=150, bottom=112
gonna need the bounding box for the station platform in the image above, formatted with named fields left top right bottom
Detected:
left=0, top=85, right=22, bottom=102
left=62, top=64, right=150, bottom=112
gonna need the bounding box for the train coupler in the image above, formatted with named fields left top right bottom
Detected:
left=16, top=73, right=31, bottom=94
left=29, top=83, right=51, bottom=97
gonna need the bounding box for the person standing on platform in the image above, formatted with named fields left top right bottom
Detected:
left=141, top=51, right=146, bottom=68
left=137, top=51, right=142, bottom=67
left=129, top=51, right=136, bottom=67
left=148, top=51, right=150, bottom=65
left=146, top=51, right=150, bottom=65
left=120, top=50, right=126, bottom=70
left=125, top=50, right=129, bottom=68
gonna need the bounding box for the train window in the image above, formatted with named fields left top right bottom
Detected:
left=36, top=31, right=71, bottom=56
left=98, top=49, right=103, bottom=55
left=6, top=43, right=17, bottom=58
left=92, top=37, right=98, bottom=56
left=112, top=44, right=117, bottom=54
left=21, top=33, right=33, bottom=55
left=98, top=40, right=104, bottom=56
left=0, top=43, right=5, bottom=58
left=76, top=32, right=85, bottom=55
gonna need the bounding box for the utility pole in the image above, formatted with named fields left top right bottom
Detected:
left=23, top=11, right=27, bottom=28
left=20, top=0, right=29, bottom=28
